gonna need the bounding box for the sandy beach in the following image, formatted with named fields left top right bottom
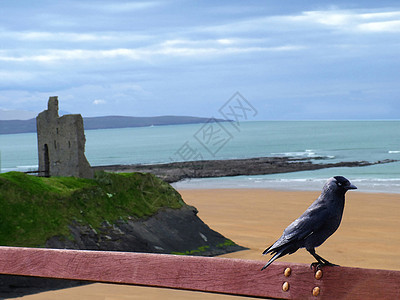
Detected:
left=17, top=188, right=400, bottom=299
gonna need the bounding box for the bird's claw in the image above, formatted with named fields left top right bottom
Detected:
left=310, top=262, right=322, bottom=270
left=310, top=261, right=339, bottom=270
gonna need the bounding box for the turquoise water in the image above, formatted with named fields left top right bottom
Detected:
left=1, top=121, right=399, bottom=193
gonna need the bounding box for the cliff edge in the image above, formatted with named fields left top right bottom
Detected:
left=0, top=171, right=244, bottom=298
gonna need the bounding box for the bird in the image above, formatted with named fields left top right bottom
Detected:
left=261, top=176, right=357, bottom=271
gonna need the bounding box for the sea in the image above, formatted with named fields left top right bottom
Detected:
left=0, top=121, right=399, bottom=193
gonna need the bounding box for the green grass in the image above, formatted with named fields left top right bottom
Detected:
left=171, top=245, right=210, bottom=256
left=0, top=171, right=185, bottom=247
left=171, top=239, right=236, bottom=255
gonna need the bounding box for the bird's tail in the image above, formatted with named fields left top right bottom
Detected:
left=261, top=250, right=284, bottom=271
left=262, top=245, right=272, bottom=255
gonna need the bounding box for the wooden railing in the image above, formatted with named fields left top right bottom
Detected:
left=0, top=246, right=399, bottom=299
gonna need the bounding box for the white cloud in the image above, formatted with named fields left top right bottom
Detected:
left=360, top=11, right=400, bottom=20
left=202, top=8, right=400, bottom=34
left=0, top=48, right=143, bottom=62
left=0, top=40, right=304, bottom=63
left=93, top=99, right=106, bottom=105
left=88, top=1, right=162, bottom=13
left=1, top=30, right=152, bottom=43
left=358, top=20, right=400, bottom=32
left=156, top=44, right=303, bottom=57
left=216, top=38, right=235, bottom=45
left=297, top=9, right=400, bottom=33
left=300, top=11, right=353, bottom=26
left=15, top=31, right=111, bottom=42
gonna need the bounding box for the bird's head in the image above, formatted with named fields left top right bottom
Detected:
left=324, top=176, right=357, bottom=194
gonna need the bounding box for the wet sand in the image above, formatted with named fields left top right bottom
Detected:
left=18, top=189, right=400, bottom=299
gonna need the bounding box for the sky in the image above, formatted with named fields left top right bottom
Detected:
left=1, top=0, right=400, bottom=120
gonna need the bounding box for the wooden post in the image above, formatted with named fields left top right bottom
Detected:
left=0, top=247, right=399, bottom=299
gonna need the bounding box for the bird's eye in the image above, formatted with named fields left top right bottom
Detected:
left=337, top=182, right=342, bottom=187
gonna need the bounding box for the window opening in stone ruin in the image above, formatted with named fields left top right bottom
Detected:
left=44, top=144, right=50, bottom=177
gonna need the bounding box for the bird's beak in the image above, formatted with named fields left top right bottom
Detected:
left=347, top=184, right=357, bottom=190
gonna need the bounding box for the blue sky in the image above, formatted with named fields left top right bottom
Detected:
left=1, top=1, right=400, bottom=120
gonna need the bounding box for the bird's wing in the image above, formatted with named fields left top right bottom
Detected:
left=285, top=204, right=328, bottom=240
left=266, top=200, right=329, bottom=252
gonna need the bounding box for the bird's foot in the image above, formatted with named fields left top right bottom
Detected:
left=310, top=261, right=339, bottom=270
left=310, top=262, right=322, bottom=270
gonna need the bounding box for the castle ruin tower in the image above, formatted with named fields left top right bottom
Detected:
left=36, top=96, right=93, bottom=178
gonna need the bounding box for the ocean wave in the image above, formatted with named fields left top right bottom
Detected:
left=0, top=168, right=17, bottom=173
left=271, top=150, right=336, bottom=160
left=272, top=149, right=317, bottom=157
left=1, top=165, right=38, bottom=173
left=16, top=165, right=38, bottom=169
left=352, top=178, right=400, bottom=182
left=388, top=150, right=400, bottom=154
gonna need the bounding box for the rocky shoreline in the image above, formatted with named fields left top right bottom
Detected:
left=93, top=156, right=397, bottom=183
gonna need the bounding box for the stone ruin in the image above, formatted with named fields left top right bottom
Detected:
left=36, top=96, right=93, bottom=178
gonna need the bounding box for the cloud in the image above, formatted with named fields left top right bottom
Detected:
left=2, top=6, right=398, bottom=66
left=0, top=48, right=142, bottom=62
left=1, top=3, right=400, bottom=119
left=0, top=41, right=304, bottom=64
left=201, top=8, right=400, bottom=34
left=93, top=99, right=106, bottom=105
left=298, top=11, right=354, bottom=26
left=0, top=108, right=37, bottom=120
left=0, top=29, right=152, bottom=44
left=11, top=31, right=105, bottom=42
left=84, top=1, right=162, bottom=13
left=294, top=9, right=400, bottom=32
left=358, top=19, right=400, bottom=32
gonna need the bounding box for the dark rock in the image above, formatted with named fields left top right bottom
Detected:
left=93, top=156, right=398, bottom=183
left=46, top=205, right=246, bottom=256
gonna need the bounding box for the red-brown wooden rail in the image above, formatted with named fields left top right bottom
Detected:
left=0, top=246, right=399, bottom=299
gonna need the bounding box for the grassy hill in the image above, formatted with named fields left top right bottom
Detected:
left=0, top=171, right=185, bottom=247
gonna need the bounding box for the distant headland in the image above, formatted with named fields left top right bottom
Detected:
left=0, top=115, right=228, bottom=135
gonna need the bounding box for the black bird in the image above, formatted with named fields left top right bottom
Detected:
left=261, top=176, right=357, bottom=271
